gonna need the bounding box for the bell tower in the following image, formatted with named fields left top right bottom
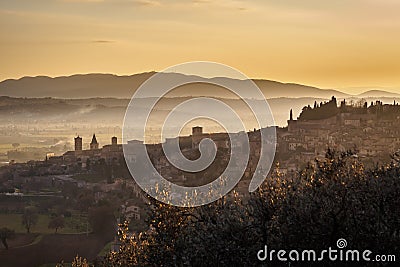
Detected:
left=74, top=136, right=82, bottom=151
left=90, top=134, right=99, bottom=150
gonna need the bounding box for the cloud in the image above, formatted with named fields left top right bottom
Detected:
left=132, top=0, right=161, bottom=6
left=190, top=0, right=251, bottom=12
left=91, top=40, right=115, bottom=43
left=192, top=0, right=211, bottom=4
left=60, top=0, right=160, bottom=5
left=60, top=0, right=105, bottom=2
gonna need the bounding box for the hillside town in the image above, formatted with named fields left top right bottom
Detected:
left=1, top=96, right=400, bottom=264
left=277, top=96, right=400, bottom=172
left=3, top=96, right=400, bottom=200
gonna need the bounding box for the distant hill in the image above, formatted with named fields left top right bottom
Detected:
left=0, top=72, right=352, bottom=99
left=0, top=73, right=154, bottom=99
left=357, top=90, right=400, bottom=98
left=2, top=95, right=400, bottom=127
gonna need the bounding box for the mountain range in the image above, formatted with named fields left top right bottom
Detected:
left=1, top=72, right=399, bottom=99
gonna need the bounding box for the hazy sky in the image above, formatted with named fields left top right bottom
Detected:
left=1, top=0, right=400, bottom=94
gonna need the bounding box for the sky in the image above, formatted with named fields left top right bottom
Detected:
left=1, top=0, right=400, bottom=94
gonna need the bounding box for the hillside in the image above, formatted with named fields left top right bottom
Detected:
left=0, top=72, right=351, bottom=99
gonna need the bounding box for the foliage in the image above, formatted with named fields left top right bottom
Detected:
left=88, top=204, right=116, bottom=239
left=48, top=216, right=65, bottom=233
left=66, top=149, right=400, bottom=266
left=21, top=206, right=38, bottom=233
left=0, top=213, right=86, bottom=234
left=0, top=227, right=15, bottom=249
left=299, top=97, right=338, bottom=120
left=56, top=255, right=92, bottom=267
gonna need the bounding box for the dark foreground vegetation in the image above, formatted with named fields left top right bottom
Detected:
left=0, top=233, right=108, bottom=267
left=64, top=150, right=400, bottom=266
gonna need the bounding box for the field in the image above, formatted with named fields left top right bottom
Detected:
left=0, top=213, right=111, bottom=267
left=0, top=213, right=88, bottom=234
left=0, top=233, right=111, bottom=267
left=0, top=143, right=51, bottom=155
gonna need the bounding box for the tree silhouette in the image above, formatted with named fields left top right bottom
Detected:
left=21, top=206, right=38, bottom=233
left=48, top=216, right=65, bottom=233
left=68, top=149, right=400, bottom=266
left=0, top=227, right=15, bottom=250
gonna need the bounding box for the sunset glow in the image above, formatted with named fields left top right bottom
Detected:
left=1, top=0, right=400, bottom=93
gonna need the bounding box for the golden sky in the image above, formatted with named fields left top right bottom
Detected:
left=1, top=0, right=400, bottom=94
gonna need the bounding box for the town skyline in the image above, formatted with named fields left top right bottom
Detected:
left=1, top=1, right=399, bottom=265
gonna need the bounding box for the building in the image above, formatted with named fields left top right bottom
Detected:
left=63, top=135, right=123, bottom=165
left=90, top=134, right=99, bottom=150
left=74, top=136, right=82, bottom=151
left=280, top=96, right=400, bottom=169
left=124, top=205, right=140, bottom=220
left=112, top=136, right=117, bottom=146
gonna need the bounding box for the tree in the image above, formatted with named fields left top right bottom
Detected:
left=88, top=205, right=116, bottom=239
left=76, top=191, right=94, bottom=212
left=86, top=158, right=91, bottom=171
left=0, top=227, right=15, bottom=250
left=48, top=216, right=65, bottom=233
left=56, top=255, right=91, bottom=267
left=12, top=143, right=20, bottom=150
left=21, top=206, right=38, bottom=233
left=264, top=149, right=400, bottom=254
left=102, top=149, right=400, bottom=266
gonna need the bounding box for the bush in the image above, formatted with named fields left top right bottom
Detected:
left=68, top=149, right=400, bottom=266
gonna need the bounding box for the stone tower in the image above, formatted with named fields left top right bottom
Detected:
left=111, top=136, right=117, bottom=146
left=192, top=126, right=203, bottom=136
left=287, top=109, right=297, bottom=133
left=74, top=136, right=82, bottom=151
left=90, top=134, right=99, bottom=150
left=192, top=126, right=203, bottom=149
